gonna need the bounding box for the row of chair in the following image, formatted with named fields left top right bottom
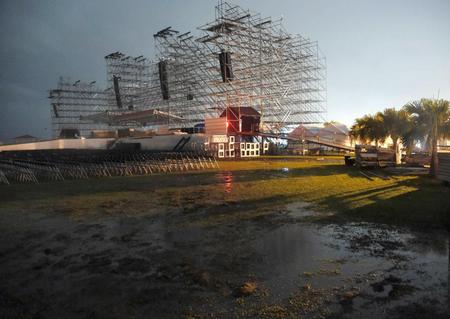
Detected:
left=0, top=150, right=219, bottom=184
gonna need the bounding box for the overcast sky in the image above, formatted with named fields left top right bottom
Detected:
left=1, top=0, right=449, bottom=140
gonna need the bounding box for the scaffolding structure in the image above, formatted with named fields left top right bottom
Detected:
left=49, top=52, right=153, bottom=137
left=50, top=1, right=326, bottom=137
left=49, top=77, right=111, bottom=137
left=104, top=52, right=151, bottom=111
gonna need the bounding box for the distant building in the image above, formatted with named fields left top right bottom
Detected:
left=13, top=134, right=38, bottom=144
left=287, top=122, right=351, bottom=154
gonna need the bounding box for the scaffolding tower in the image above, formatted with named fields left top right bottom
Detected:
left=49, top=53, right=153, bottom=137
left=49, top=78, right=111, bottom=137
left=50, top=1, right=326, bottom=137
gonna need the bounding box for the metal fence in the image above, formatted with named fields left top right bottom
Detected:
left=0, top=150, right=218, bottom=184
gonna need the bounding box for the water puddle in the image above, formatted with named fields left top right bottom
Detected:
left=284, top=201, right=318, bottom=218
left=216, top=171, right=234, bottom=193
left=251, top=221, right=449, bottom=317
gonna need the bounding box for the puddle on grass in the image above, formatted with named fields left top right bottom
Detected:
left=216, top=171, right=234, bottom=193
left=284, top=201, right=317, bottom=218
left=213, top=169, right=294, bottom=193
left=251, top=221, right=449, bottom=317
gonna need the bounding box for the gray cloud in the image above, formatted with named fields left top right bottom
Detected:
left=1, top=0, right=449, bottom=141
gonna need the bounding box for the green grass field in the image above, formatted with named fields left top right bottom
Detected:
left=1, top=157, right=448, bottom=227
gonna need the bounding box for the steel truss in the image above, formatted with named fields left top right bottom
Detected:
left=49, top=1, right=326, bottom=137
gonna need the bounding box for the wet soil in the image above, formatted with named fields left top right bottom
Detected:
left=0, top=171, right=449, bottom=318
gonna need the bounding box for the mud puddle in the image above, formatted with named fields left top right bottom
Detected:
left=250, top=221, right=449, bottom=318
left=0, top=194, right=448, bottom=318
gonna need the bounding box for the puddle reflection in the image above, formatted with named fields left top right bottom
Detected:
left=216, top=171, right=233, bottom=193
left=251, top=222, right=449, bottom=315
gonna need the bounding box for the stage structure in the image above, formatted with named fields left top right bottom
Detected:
left=49, top=52, right=153, bottom=137
left=49, top=1, right=326, bottom=138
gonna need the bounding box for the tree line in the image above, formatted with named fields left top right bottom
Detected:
left=350, top=98, right=450, bottom=176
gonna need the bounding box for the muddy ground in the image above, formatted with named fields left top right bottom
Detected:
left=0, top=169, right=449, bottom=318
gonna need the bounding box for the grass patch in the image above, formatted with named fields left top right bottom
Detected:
left=0, top=157, right=448, bottom=226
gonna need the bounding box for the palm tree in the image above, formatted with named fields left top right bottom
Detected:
left=404, top=99, right=450, bottom=176
left=381, top=108, right=411, bottom=164
left=350, top=113, right=386, bottom=146
left=400, top=110, right=425, bottom=156
left=350, top=117, right=369, bottom=145
left=369, top=112, right=387, bottom=147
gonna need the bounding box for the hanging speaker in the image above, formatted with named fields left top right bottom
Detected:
left=52, top=104, right=59, bottom=117
left=219, top=51, right=233, bottom=82
left=113, top=75, right=123, bottom=109
left=158, top=60, right=170, bottom=100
